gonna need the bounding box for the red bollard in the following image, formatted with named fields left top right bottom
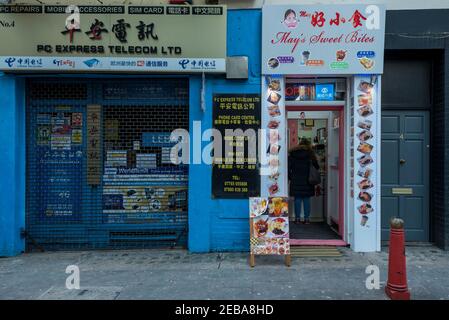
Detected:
left=385, top=217, right=410, bottom=300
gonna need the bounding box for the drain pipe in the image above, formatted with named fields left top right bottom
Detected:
left=201, top=72, right=206, bottom=113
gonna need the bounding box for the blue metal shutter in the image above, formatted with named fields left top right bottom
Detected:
left=25, top=78, right=189, bottom=250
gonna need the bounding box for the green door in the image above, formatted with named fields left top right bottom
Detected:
left=381, top=111, right=430, bottom=241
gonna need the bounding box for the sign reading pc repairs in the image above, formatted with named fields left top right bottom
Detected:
left=0, top=5, right=226, bottom=72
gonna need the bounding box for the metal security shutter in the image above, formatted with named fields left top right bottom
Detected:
left=25, top=78, right=189, bottom=251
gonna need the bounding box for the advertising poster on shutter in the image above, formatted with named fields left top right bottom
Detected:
left=103, top=185, right=187, bottom=223
left=34, top=112, right=83, bottom=221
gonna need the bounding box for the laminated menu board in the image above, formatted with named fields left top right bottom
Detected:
left=212, top=94, right=261, bottom=198
left=249, top=197, right=291, bottom=267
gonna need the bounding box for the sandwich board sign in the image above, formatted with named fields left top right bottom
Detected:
left=249, top=197, right=291, bottom=267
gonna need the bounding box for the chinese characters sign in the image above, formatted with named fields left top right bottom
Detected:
left=212, top=94, right=261, bottom=199
left=0, top=5, right=226, bottom=72
left=262, top=4, right=385, bottom=75
left=87, top=104, right=101, bottom=185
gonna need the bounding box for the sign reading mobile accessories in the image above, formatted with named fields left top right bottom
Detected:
left=262, top=4, right=385, bottom=75
left=0, top=5, right=226, bottom=72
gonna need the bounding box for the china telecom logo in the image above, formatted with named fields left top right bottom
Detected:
left=4, top=57, right=15, bottom=67
left=179, top=59, right=189, bottom=70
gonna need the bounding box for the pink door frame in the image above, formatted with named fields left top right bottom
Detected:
left=286, top=105, right=347, bottom=246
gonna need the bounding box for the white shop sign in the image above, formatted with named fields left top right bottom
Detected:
left=262, top=4, right=386, bottom=75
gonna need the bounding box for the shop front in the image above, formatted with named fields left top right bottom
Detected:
left=260, top=4, right=386, bottom=252
left=6, top=3, right=445, bottom=257
left=0, top=3, right=226, bottom=252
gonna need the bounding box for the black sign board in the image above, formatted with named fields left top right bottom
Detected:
left=212, top=94, right=261, bottom=198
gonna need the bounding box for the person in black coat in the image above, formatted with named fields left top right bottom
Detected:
left=288, top=138, right=319, bottom=224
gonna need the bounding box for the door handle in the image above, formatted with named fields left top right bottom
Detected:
left=399, top=159, right=406, bottom=165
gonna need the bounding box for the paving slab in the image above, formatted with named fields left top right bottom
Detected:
left=0, top=246, right=448, bottom=300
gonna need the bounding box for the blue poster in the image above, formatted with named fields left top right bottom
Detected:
left=34, top=112, right=83, bottom=222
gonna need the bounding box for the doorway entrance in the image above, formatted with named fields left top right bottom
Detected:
left=287, top=107, right=345, bottom=245
left=381, top=111, right=430, bottom=241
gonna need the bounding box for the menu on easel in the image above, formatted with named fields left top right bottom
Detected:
left=249, top=197, right=291, bottom=267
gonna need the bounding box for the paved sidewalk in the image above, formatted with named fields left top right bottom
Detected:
left=1, top=245, right=448, bottom=300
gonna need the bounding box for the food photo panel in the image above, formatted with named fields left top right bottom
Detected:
left=253, top=215, right=270, bottom=238
left=267, top=143, right=281, bottom=155
left=357, top=119, right=372, bottom=130
left=268, top=217, right=289, bottom=238
left=267, top=104, right=281, bottom=117
left=357, top=178, right=374, bottom=190
left=267, top=197, right=288, bottom=217
left=357, top=94, right=373, bottom=107
left=357, top=130, right=373, bottom=142
left=357, top=154, right=374, bottom=167
left=358, top=202, right=373, bottom=215
left=249, top=197, right=269, bottom=218
left=268, top=79, right=281, bottom=92
left=357, top=142, right=373, bottom=154
left=267, top=91, right=281, bottom=105
left=357, top=167, right=373, bottom=178
left=358, top=191, right=373, bottom=202
left=357, top=105, right=373, bottom=117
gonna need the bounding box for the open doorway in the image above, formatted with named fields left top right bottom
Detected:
left=287, top=108, right=344, bottom=244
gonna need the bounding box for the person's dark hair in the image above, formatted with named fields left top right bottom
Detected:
left=298, top=138, right=317, bottom=160
left=299, top=138, right=311, bottom=148
left=284, top=9, right=296, bottom=20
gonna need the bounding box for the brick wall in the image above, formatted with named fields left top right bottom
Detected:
left=431, top=50, right=447, bottom=249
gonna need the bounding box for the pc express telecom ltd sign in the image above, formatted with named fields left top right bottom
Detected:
left=0, top=4, right=226, bottom=72
left=262, top=4, right=385, bottom=75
